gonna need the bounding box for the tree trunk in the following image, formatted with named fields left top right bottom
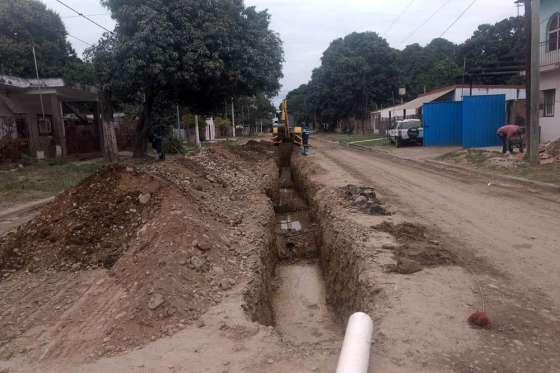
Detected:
left=100, top=91, right=118, bottom=162
left=133, top=91, right=154, bottom=158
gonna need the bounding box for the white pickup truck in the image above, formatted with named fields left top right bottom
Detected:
left=388, top=119, right=423, bottom=147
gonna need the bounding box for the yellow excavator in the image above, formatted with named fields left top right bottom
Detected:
left=273, top=99, right=302, bottom=146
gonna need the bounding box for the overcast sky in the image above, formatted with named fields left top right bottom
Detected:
left=42, top=0, right=520, bottom=103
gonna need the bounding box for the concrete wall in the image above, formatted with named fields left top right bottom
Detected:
left=454, top=88, right=526, bottom=101
left=540, top=69, right=560, bottom=142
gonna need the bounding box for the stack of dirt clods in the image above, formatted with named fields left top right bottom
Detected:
left=539, top=139, right=560, bottom=165
left=339, top=184, right=388, bottom=215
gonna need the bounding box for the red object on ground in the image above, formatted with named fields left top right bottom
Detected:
left=497, top=124, right=522, bottom=140
left=468, top=311, right=491, bottom=329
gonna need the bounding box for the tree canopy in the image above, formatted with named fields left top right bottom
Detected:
left=95, top=0, right=283, bottom=154
left=287, top=16, right=527, bottom=128
left=0, top=0, right=92, bottom=82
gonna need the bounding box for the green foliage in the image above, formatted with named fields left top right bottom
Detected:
left=398, top=38, right=462, bottom=100
left=287, top=32, right=399, bottom=126
left=214, top=116, right=232, bottom=128
left=459, top=16, right=527, bottom=85
left=0, top=0, right=93, bottom=83
left=96, top=0, right=284, bottom=155
left=287, top=16, right=528, bottom=128
left=163, top=131, right=186, bottom=155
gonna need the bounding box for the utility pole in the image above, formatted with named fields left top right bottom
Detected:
left=526, top=0, right=540, bottom=165
left=194, top=114, right=201, bottom=148
left=31, top=46, right=45, bottom=120
left=231, top=98, right=236, bottom=138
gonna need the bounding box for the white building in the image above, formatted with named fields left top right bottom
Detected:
left=540, top=0, right=560, bottom=142
left=370, top=84, right=526, bottom=134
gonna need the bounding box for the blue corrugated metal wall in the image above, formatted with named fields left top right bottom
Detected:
left=462, top=95, right=506, bottom=148
left=423, top=102, right=463, bottom=146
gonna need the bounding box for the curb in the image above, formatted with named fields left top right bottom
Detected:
left=0, top=197, right=54, bottom=220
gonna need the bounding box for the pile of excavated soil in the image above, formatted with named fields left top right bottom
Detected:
left=0, top=165, right=162, bottom=272
left=0, top=142, right=279, bottom=363
left=375, top=222, right=456, bottom=274
left=540, top=139, right=560, bottom=164
left=338, top=184, right=388, bottom=215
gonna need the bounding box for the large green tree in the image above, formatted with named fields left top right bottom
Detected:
left=398, top=38, right=462, bottom=100
left=99, top=0, right=283, bottom=156
left=287, top=32, right=398, bottom=129
left=459, top=16, right=527, bottom=84
left=0, top=0, right=92, bottom=82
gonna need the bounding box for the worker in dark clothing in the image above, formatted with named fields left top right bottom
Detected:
left=301, top=123, right=311, bottom=156
left=497, top=124, right=524, bottom=154
left=149, top=124, right=166, bottom=161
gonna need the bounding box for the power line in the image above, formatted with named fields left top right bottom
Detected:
left=439, top=0, right=479, bottom=39
left=384, top=0, right=417, bottom=37
left=54, top=0, right=113, bottom=34
left=62, top=13, right=109, bottom=19
left=400, top=0, right=451, bottom=45
left=67, top=33, right=94, bottom=47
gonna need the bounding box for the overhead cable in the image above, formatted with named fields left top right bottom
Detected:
left=55, top=0, right=114, bottom=34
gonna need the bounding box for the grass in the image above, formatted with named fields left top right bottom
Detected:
left=316, top=132, right=386, bottom=145
left=0, top=159, right=106, bottom=208
left=440, top=149, right=560, bottom=185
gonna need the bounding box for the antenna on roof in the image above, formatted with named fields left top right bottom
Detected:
left=31, top=45, right=45, bottom=120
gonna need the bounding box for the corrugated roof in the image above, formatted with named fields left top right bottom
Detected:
left=378, top=87, right=455, bottom=114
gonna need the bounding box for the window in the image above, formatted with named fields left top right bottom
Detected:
left=542, top=89, right=556, bottom=118
left=549, top=13, right=560, bottom=52
left=37, top=115, right=53, bottom=135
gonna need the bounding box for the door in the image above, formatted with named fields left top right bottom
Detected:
left=462, top=95, right=506, bottom=148
left=423, top=101, right=463, bottom=146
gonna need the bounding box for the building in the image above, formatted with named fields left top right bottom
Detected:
left=0, top=75, right=100, bottom=160
left=370, top=84, right=526, bottom=135
left=540, top=0, right=560, bottom=142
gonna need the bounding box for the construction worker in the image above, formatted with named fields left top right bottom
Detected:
left=301, top=123, right=311, bottom=156
left=497, top=124, right=525, bottom=154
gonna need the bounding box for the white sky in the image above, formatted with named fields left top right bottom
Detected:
left=41, top=0, right=520, bottom=103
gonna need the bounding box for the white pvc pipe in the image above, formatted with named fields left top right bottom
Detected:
left=336, top=312, right=374, bottom=373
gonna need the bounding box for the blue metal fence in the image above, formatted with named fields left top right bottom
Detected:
left=462, top=95, right=506, bottom=148
left=423, top=102, right=463, bottom=147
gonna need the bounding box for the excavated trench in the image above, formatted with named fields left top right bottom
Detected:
left=269, top=144, right=342, bottom=345
left=244, top=143, right=376, bottom=347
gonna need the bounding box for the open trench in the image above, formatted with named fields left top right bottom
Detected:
left=244, top=142, right=377, bottom=351
left=271, top=145, right=342, bottom=345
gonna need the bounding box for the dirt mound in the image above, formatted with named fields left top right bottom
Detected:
left=338, top=185, right=388, bottom=215
left=0, top=143, right=280, bottom=363
left=0, top=165, right=162, bottom=272
left=375, top=222, right=456, bottom=274
left=540, top=139, right=560, bottom=164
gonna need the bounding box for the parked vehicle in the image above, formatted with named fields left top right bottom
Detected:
left=388, top=119, right=423, bottom=147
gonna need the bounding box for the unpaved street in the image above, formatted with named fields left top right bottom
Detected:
left=309, top=139, right=560, bottom=372
left=314, top=139, right=560, bottom=305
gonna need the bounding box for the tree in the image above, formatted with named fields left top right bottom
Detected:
left=287, top=32, right=398, bottom=130
left=459, top=16, right=527, bottom=84
left=398, top=38, right=462, bottom=99
left=100, top=0, right=283, bottom=156
left=0, top=0, right=93, bottom=83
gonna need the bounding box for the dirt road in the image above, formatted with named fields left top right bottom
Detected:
left=309, top=139, right=560, bottom=372
left=315, top=140, right=560, bottom=304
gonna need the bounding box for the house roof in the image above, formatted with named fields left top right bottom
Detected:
left=0, top=75, right=98, bottom=102
left=377, top=87, right=455, bottom=115
left=373, top=84, right=526, bottom=116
